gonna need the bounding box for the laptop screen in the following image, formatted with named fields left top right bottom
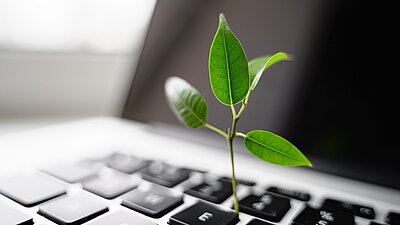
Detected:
left=123, top=1, right=399, bottom=189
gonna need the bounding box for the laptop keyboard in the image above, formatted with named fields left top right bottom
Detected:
left=0, top=152, right=399, bottom=225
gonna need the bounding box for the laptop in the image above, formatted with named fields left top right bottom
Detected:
left=0, top=0, right=398, bottom=225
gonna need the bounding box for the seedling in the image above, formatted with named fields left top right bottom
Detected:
left=165, top=13, right=312, bottom=214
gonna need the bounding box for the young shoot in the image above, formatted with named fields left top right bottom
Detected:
left=164, top=13, right=312, bottom=215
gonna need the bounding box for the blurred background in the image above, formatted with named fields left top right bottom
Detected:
left=0, top=0, right=156, bottom=133
left=0, top=0, right=326, bottom=133
left=0, top=0, right=398, bottom=188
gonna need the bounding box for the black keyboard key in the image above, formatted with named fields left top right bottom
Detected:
left=247, top=219, right=274, bottom=225
left=220, top=176, right=256, bottom=186
left=267, top=186, right=310, bottom=201
left=85, top=210, right=157, bottom=225
left=322, top=198, right=375, bottom=219
left=293, top=205, right=355, bottom=225
left=169, top=201, right=239, bottom=225
left=38, top=192, right=108, bottom=225
left=140, top=162, right=191, bottom=187
left=102, top=153, right=150, bottom=174
left=121, top=183, right=183, bottom=218
left=83, top=171, right=139, bottom=199
left=43, top=161, right=100, bottom=183
left=239, top=192, right=290, bottom=222
left=0, top=200, right=33, bottom=225
left=0, top=173, right=66, bottom=207
left=386, top=212, right=400, bottom=225
left=184, top=179, right=232, bottom=203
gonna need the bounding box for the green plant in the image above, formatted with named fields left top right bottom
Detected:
left=164, top=13, right=312, bottom=214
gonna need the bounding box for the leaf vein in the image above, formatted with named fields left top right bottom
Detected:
left=222, top=28, right=234, bottom=105
left=246, top=136, right=304, bottom=163
left=179, top=93, right=205, bottom=125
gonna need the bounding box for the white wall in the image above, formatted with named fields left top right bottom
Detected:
left=0, top=0, right=156, bottom=134
left=0, top=52, right=135, bottom=119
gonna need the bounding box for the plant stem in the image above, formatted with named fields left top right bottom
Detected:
left=237, top=96, right=249, bottom=119
left=229, top=110, right=241, bottom=214
left=228, top=95, right=250, bottom=214
left=231, top=104, right=237, bottom=117
left=235, top=132, right=246, bottom=138
left=204, top=123, right=228, bottom=138
left=205, top=107, right=245, bottom=215
left=228, top=133, right=239, bottom=214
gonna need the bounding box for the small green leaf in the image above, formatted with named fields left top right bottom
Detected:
left=249, top=52, right=291, bottom=90
left=209, top=13, right=249, bottom=106
left=164, top=76, right=208, bottom=128
left=244, top=130, right=312, bottom=167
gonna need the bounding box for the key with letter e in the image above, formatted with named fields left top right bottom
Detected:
left=169, top=201, right=239, bottom=225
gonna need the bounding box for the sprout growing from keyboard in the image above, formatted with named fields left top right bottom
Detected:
left=164, top=13, right=312, bottom=214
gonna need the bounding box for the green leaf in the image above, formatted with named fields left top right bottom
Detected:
left=209, top=13, right=249, bottom=106
left=164, top=76, right=208, bottom=128
left=248, top=52, right=291, bottom=90
left=244, top=130, right=312, bottom=167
